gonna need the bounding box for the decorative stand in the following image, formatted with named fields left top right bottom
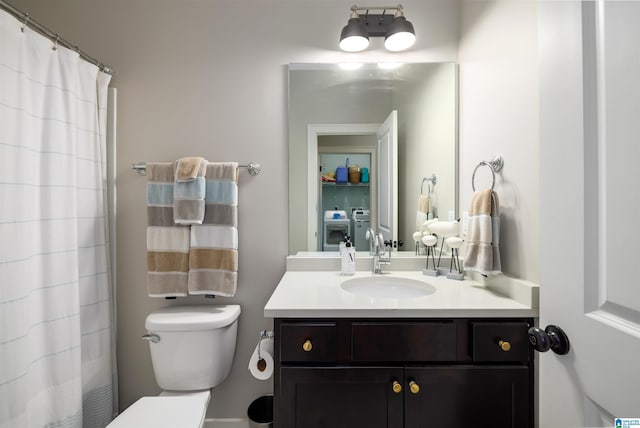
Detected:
left=421, top=234, right=439, bottom=276
left=445, top=237, right=464, bottom=280
left=412, top=231, right=423, bottom=256
left=421, top=219, right=464, bottom=280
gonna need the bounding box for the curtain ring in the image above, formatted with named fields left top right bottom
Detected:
left=52, top=34, right=59, bottom=51
left=471, top=161, right=496, bottom=191
left=21, top=13, right=30, bottom=32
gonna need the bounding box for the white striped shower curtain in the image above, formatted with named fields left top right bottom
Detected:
left=0, top=10, right=116, bottom=428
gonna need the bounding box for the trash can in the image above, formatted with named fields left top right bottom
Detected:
left=247, top=395, right=273, bottom=428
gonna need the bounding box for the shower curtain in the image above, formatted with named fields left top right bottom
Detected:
left=0, top=10, right=115, bottom=428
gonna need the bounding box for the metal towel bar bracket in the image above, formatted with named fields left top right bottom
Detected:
left=131, top=162, right=262, bottom=176
left=472, top=155, right=504, bottom=191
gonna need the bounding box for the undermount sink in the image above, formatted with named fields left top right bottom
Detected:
left=340, top=276, right=436, bottom=299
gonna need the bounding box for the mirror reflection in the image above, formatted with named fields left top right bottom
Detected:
left=288, top=63, right=458, bottom=254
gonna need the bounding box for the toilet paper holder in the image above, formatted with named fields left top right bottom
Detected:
left=249, top=330, right=275, bottom=380
left=257, top=330, right=274, bottom=361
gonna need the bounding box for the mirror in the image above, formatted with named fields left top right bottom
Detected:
left=288, top=63, right=458, bottom=254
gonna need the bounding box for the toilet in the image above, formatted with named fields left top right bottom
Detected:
left=107, top=304, right=241, bottom=428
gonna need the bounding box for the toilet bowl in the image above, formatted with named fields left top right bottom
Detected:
left=107, top=304, right=241, bottom=428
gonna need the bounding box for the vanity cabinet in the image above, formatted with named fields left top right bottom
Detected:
left=274, top=318, right=533, bottom=428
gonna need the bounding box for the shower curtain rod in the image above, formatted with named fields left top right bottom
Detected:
left=0, top=0, right=113, bottom=75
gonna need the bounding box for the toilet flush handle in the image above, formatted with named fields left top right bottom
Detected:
left=142, top=333, right=160, bottom=343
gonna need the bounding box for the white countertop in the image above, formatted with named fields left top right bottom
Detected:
left=264, top=269, right=539, bottom=318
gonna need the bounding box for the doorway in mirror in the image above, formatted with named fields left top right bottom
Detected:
left=320, top=151, right=372, bottom=251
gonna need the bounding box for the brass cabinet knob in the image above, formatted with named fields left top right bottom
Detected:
left=409, top=380, right=420, bottom=394
left=498, top=339, right=511, bottom=352
left=302, top=339, right=313, bottom=352
left=392, top=380, right=403, bottom=394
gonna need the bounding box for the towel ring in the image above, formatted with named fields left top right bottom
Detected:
left=421, top=174, right=437, bottom=195
left=471, top=155, right=504, bottom=191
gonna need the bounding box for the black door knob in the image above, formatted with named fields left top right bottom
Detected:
left=527, top=325, right=570, bottom=355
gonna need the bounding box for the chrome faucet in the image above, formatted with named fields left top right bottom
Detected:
left=365, top=227, right=377, bottom=255
left=372, top=233, right=391, bottom=274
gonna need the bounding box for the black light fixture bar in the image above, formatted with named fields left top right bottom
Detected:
left=339, top=4, right=416, bottom=52
left=356, top=12, right=395, bottom=37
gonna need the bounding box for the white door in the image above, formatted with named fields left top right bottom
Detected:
left=539, top=1, right=640, bottom=425
left=376, top=111, right=398, bottom=244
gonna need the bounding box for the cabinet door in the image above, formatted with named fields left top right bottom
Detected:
left=279, top=367, right=403, bottom=428
left=404, top=366, right=531, bottom=428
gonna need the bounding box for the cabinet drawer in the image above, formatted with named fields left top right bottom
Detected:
left=472, top=322, right=530, bottom=362
left=280, top=322, right=337, bottom=362
left=352, top=322, right=457, bottom=362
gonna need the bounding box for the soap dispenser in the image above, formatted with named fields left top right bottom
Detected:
left=341, top=236, right=356, bottom=276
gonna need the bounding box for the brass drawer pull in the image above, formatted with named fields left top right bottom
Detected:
left=302, top=339, right=313, bottom=352
left=392, top=379, right=402, bottom=394
left=409, top=380, right=420, bottom=394
left=498, top=339, right=511, bottom=352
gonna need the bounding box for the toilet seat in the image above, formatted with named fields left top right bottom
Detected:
left=107, top=391, right=210, bottom=428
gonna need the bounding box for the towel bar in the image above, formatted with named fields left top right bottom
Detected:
left=131, top=162, right=262, bottom=176
left=472, top=155, right=504, bottom=191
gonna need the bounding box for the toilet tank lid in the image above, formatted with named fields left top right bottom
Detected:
left=145, top=305, right=241, bottom=331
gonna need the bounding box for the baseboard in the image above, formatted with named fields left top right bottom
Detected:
left=204, top=418, right=250, bottom=428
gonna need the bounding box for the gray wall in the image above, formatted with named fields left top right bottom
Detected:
left=458, top=0, right=539, bottom=283
left=10, top=0, right=461, bottom=418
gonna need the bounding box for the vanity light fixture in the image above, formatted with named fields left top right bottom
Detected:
left=339, top=4, right=416, bottom=52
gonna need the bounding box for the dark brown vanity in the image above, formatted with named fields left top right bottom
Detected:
left=273, top=317, right=534, bottom=428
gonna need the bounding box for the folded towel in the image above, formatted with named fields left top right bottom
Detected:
left=188, top=162, right=239, bottom=296
left=462, top=189, right=501, bottom=276
left=173, top=158, right=207, bottom=225
left=147, top=163, right=189, bottom=297
left=176, top=156, right=205, bottom=181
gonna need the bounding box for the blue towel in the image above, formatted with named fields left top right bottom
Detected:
left=175, top=177, right=206, bottom=200
left=147, top=183, right=174, bottom=206
left=204, top=180, right=237, bottom=204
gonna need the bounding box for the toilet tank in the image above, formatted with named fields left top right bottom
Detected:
left=144, top=305, right=241, bottom=391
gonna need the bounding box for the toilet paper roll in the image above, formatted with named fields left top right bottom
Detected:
left=248, top=337, right=274, bottom=380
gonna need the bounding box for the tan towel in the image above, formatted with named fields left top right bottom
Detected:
left=188, top=162, right=239, bottom=297
left=146, top=163, right=189, bottom=297
left=418, top=195, right=430, bottom=214
left=176, top=156, right=205, bottom=181
left=415, top=195, right=430, bottom=230
left=462, top=189, right=501, bottom=276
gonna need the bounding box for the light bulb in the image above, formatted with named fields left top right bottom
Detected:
left=340, top=35, right=369, bottom=52
left=384, top=31, right=416, bottom=52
